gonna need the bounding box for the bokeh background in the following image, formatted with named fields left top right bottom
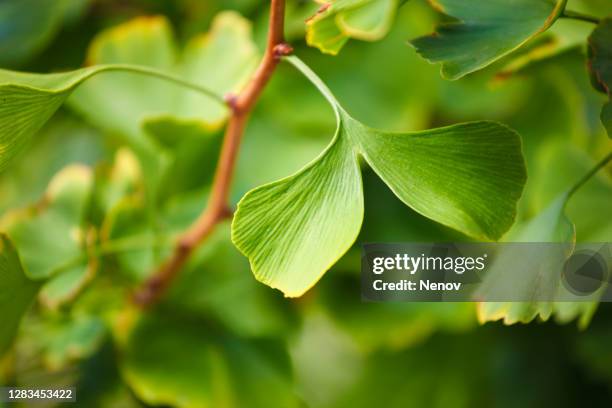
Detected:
left=1, top=0, right=612, bottom=407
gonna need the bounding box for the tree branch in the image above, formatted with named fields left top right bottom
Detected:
left=133, top=0, right=291, bottom=306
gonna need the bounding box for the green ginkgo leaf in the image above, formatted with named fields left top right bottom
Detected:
left=232, top=56, right=526, bottom=297
left=0, top=66, right=103, bottom=172
left=478, top=152, right=612, bottom=326
left=587, top=18, right=612, bottom=137
left=306, top=0, right=400, bottom=55
left=411, top=0, right=567, bottom=80
left=0, top=63, right=223, bottom=174
left=0, top=13, right=250, bottom=174
left=0, top=233, right=40, bottom=355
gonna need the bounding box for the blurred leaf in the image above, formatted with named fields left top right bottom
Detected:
left=121, top=311, right=300, bottom=408
left=477, top=194, right=575, bottom=325
left=411, top=0, right=567, bottom=79
left=232, top=56, right=526, bottom=297
left=0, top=234, right=40, bottom=355
left=587, top=17, right=612, bottom=137
left=306, top=0, right=400, bottom=55
left=0, top=0, right=90, bottom=68
left=69, top=12, right=257, bottom=145
left=168, top=223, right=298, bottom=337
left=39, top=315, right=106, bottom=371
left=142, top=116, right=221, bottom=200
left=39, top=263, right=95, bottom=310
left=320, top=273, right=475, bottom=350
left=1, top=165, right=93, bottom=279
left=478, top=153, right=611, bottom=326
left=495, top=18, right=593, bottom=80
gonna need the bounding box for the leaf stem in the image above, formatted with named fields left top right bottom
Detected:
left=283, top=55, right=340, bottom=113
left=101, top=64, right=226, bottom=105
left=567, top=152, right=612, bottom=198
left=132, top=0, right=290, bottom=307
left=561, top=10, right=601, bottom=25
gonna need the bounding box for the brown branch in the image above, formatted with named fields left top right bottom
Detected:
left=133, top=0, right=291, bottom=307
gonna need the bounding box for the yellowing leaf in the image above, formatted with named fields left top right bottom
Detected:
left=306, top=0, right=400, bottom=55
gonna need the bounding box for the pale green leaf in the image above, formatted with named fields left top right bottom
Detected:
left=587, top=18, right=612, bottom=137
left=0, top=14, right=242, bottom=174
left=232, top=56, right=526, bottom=297
left=69, top=12, right=257, bottom=142
left=232, top=135, right=364, bottom=297
left=306, top=0, right=400, bottom=55
left=0, top=66, right=104, bottom=172
left=411, top=0, right=567, bottom=79
left=0, top=234, right=40, bottom=355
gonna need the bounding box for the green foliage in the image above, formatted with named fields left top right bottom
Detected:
left=410, top=0, right=567, bottom=79
left=232, top=56, right=525, bottom=297
left=0, top=1, right=611, bottom=406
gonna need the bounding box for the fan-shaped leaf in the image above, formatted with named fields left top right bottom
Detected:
left=232, top=56, right=526, bottom=297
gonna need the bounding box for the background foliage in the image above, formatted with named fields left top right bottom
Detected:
left=1, top=0, right=611, bottom=407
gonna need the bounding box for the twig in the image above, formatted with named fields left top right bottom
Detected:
left=132, top=0, right=291, bottom=307
left=561, top=10, right=601, bottom=25
left=567, top=152, right=612, bottom=198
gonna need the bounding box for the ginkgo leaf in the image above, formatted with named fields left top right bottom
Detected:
left=0, top=66, right=103, bottom=172
left=232, top=135, right=364, bottom=297
left=232, top=56, right=526, bottom=297
left=477, top=194, right=574, bottom=325
left=478, top=152, right=612, bottom=326
left=69, top=12, right=257, bottom=143
left=587, top=18, right=612, bottom=137
left=0, top=164, right=93, bottom=279
left=0, top=14, right=244, bottom=174
left=306, top=0, right=400, bottom=55
left=0, top=234, right=40, bottom=355
left=411, top=0, right=567, bottom=80
left=0, top=63, right=223, bottom=174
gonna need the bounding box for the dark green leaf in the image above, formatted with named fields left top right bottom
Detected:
left=411, top=0, right=567, bottom=79
left=120, top=312, right=300, bottom=408
left=0, top=234, right=40, bottom=355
